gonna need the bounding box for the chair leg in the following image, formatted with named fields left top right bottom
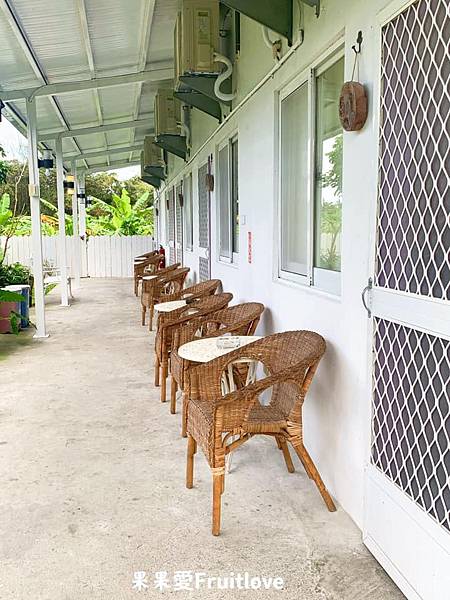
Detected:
left=160, top=362, right=168, bottom=402
left=149, top=306, right=154, bottom=331
left=170, top=377, right=178, bottom=414
left=212, top=472, right=223, bottom=536
left=292, top=443, right=336, bottom=512
left=154, top=353, right=160, bottom=387
left=141, top=305, right=146, bottom=326
left=181, top=393, right=188, bottom=438
left=134, top=279, right=138, bottom=296
left=186, top=435, right=196, bottom=489
left=277, top=437, right=295, bottom=473
left=275, top=437, right=282, bottom=449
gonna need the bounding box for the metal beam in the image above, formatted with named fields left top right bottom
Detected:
left=55, top=138, right=70, bottom=307
left=129, top=1, right=156, bottom=161
left=154, top=134, right=187, bottom=160
left=75, top=0, right=108, bottom=164
left=39, top=117, right=153, bottom=141
left=71, top=162, right=81, bottom=288
left=86, top=159, right=141, bottom=174
left=174, top=86, right=222, bottom=121
left=0, top=63, right=174, bottom=102
left=67, top=143, right=143, bottom=162
left=221, top=0, right=294, bottom=44
left=26, top=99, right=47, bottom=338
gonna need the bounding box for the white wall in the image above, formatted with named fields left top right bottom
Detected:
left=159, top=0, right=399, bottom=529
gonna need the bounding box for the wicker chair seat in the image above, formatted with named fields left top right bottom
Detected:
left=187, top=398, right=287, bottom=465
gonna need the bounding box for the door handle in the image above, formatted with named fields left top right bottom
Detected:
left=361, top=277, right=373, bottom=318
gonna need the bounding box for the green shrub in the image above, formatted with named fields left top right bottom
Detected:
left=0, top=262, right=32, bottom=288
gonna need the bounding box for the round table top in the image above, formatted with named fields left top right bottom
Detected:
left=154, top=300, right=187, bottom=313
left=142, top=275, right=157, bottom=281
left=178, top=335, right=262, bottom=363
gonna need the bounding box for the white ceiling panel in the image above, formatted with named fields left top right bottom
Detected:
left=0, top=0, right=179, bottom=171
left=98, top=87, right=135, bottom=122
left=56, top=90, right=100, bottom=129
left=147, top=0, right=179, bottom=63
left=85, top=0, right=145, bottom=76
left=105, top=129, right=135, bottom=147
left=0, top=12, right=40, bottom=89
left=11, top=0, right=90, bottom=82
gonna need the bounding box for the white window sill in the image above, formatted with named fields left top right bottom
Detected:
left=217, top=257, right=239, bottom=269
left=274, top=274, right=342, bottom=303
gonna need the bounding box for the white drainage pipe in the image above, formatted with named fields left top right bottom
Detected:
left=213, top=52, right=236, bottom=102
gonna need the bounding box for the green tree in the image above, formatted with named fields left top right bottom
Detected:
left=321, top=134, right=343, bottom=197
left=85, top=172, right=122, bottom=204
left=0, top=144, right=9, bottom=184
left=318, top=134, right=343, bottom=271
left=123, top=175, right=154, bottom=205
left=87, top=189, right=153, bottom=236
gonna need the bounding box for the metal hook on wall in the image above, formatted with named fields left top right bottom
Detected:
left=352, top=31, right=363, bottom=55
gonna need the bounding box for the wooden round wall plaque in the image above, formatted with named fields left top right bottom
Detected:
left=339, top=81, right=368, bottom=131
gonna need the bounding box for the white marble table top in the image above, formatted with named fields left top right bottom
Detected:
left=142, top=275, right=157, bottom=281
left=154, top=300, right=187, bottom=313
left=178, top=336, right=262, bottom=363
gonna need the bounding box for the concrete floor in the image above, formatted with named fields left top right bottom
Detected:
left=0, top=279, right=404, bottom=600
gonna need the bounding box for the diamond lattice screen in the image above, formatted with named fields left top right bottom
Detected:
left=168, top=188, right=175, bottom=265
left=375, top=0, right=450, bottom=300
left=176, top=183, right=183, bottom=264
left=372, top=318, right=450, bottom=531
left=198, top=163, right=209, bottom=250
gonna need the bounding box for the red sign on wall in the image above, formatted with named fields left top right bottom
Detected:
left=247, top=231, right=252, bottom=264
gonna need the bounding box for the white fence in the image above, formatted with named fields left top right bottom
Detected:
left=1, top=235, right=154, bottom=278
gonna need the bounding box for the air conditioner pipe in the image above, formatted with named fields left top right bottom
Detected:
left=261, top=26, right=275, bottom=49
left=261, top=26, right=282, bottom=59
left=213, top=53, right=236, bottom=102
left=180, top=104, right=191, bottom=152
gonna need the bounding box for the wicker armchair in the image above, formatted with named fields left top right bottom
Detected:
left=170, top=302, right=265, bottom=430
left=154, top=293, right=233, bottom=403
left=135, top=250, right=158, bottom=261
left=134, top=254, right=164, bottom=296
left=185, top=330, right=336, bottom=536
left=146, top=267, right=190, bottom=331
left=159, top=278, right=221, bottom=304
left=141, top=263, right=181, bottom=326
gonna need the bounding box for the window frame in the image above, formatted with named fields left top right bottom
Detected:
left=183, top=172, right=194, bottom=251
left=277, top=48, right=344, bottom=295
left=217, top=133, right=239, bottom=265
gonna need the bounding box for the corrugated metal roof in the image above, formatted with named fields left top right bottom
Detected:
left=0, top=0, right=179, bottom=172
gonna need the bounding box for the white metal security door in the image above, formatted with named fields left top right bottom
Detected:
left=363, top=1, right=450, bottom=598
left=198, top=159, right=212, bottom=280
left=175, top=182, right=183, bottom=265
left=167, top=187, right=176, bottom=265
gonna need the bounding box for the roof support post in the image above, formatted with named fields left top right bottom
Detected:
left=55, top=138, right=70, bottom=306
left=26, top=98, right=47, bottom=338
left=77, top=171, right=88, bottom=278
left=71, top=161, right=81, bottom=289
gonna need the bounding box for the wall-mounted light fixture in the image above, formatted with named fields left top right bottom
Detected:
left=38, top=149, right=54, bottom=173
left=64, top=174, right=75, bottom=195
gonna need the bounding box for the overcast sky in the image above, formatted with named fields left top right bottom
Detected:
left=0, top=118, right=139, bottom=181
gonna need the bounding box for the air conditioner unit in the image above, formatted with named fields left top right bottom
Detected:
left=154, top=89, right=181, bottom=137
left=143, top=136, right=164, bottom=169
left=175, top=0, right=220, bottom=77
